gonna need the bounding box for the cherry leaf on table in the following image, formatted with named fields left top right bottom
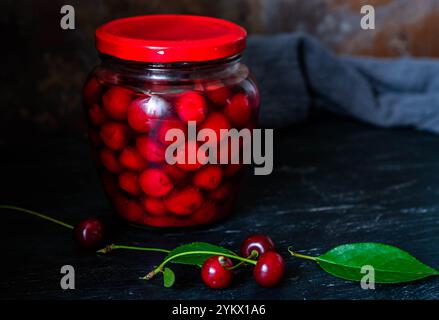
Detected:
left=296, top=242, right=439, bottom=283
left=165, top=242, right=237, bottom=267
left=163, top=268, right=175, bottom=288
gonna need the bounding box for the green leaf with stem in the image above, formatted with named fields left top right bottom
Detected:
left=289, top=243, right=439, bottom=284
left=143, top=247, right=257, bottom=281
left=163, top=242, right=239, bottom=267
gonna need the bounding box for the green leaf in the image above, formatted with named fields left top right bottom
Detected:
left=165, top=242, right=237, bottom=267
left=163, top=268, right=175, bottom=288
left=314, top=243, right=439, bottom=283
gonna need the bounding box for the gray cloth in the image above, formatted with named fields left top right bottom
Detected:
left=245, top=33, right=439, bottom=134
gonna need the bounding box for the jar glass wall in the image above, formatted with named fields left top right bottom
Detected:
left=83, top=54, right=259, bottom=228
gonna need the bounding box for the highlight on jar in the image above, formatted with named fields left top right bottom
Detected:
left=83, top=15, right=273, bottom=228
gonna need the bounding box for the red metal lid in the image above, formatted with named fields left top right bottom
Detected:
left=95, top=15, right=247, bottom=63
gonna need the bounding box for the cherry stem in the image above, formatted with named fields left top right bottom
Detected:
left=288, top=247, right=317, bottom=261
left=97, top=243, right=171, bottom=254
left=226, top=250, right=259, bottom=270
left=142, top=250, right=257, bottom=280
left=0, top=205, right=74, bottom=230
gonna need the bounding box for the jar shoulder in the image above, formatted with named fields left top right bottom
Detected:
left=89, top=61, right=258, bottom=96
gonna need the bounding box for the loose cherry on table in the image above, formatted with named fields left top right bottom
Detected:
left=0, top=205, right=106, bottom=250
left=201, top=255, right=234, bottom=289
left=253, top=251, right=285, bottom=287
left=73, top=218, right=105, bottom=250
left=240, top=234, right=276, bottom=258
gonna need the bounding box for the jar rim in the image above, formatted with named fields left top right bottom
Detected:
left=95, top=14, right=247, bottom=64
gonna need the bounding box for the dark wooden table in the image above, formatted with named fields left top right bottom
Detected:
left=1, top=116, right=439, bottom=300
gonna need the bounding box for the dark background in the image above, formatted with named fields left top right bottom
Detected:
left=1, top=0, right=439, bottom=300
left=2, top=0, right=439, bottom=138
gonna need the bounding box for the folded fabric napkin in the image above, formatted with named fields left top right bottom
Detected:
left=245, top=33, right=439, bottom=134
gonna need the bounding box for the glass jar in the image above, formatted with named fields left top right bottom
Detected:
left=83, top=15, right=259, bottom=228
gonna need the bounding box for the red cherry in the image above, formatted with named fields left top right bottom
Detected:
left=253, top=252, right=285, bottom=287
left=136, top=136, right=165, bottom=163
left=100, top=122, right=130, bottom=151
left=204, top=83, right=231, bottom=106
left=127, top=95, right=169, bottom=133
left=240, top=234, right=276, bottom=258
left=199, top=112, right=231, bottom=146
left=102, top=86, right=133, bottom=120
left=142, top=197, right=168, bottom=216
left=73, top=218, right=104, bottom=249
left=161, top=163, right=188, bottom=184
left=113, top=194, right=144, bottom=222
left=192, top=165, right=223, bottom=190
left=118, top=171, right=141, bottom=196
left=99, top=148, right=123, bottom=173
left=175, top=91, right=207, bottom=124
left=88, top=104, right=107, bottom=126
left=164, top=186, right=203, bottom=216
left=201, top=255, right=234, bottom=289
left=157, top=117, right=187, bottom=146
left=191, top=200, right=217, bottom=225
left=174, top=141, right=206, bottom=171
left=83, top=77, right=102, bottom=108
left=224, top=93, right=251, bottom=127
left=119, top=146, right=145, bottom=169
left=119, top=146, right=147, bottom=171
left=208, top=183, right=232, bottom=201
left=139, top=168, right=173, bottom=197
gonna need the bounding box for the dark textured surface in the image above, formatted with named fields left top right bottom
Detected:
left=1, top=115, right=439, bottom=300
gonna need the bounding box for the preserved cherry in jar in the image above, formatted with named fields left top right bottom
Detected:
left=83, top=15, right=259, bottom=228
